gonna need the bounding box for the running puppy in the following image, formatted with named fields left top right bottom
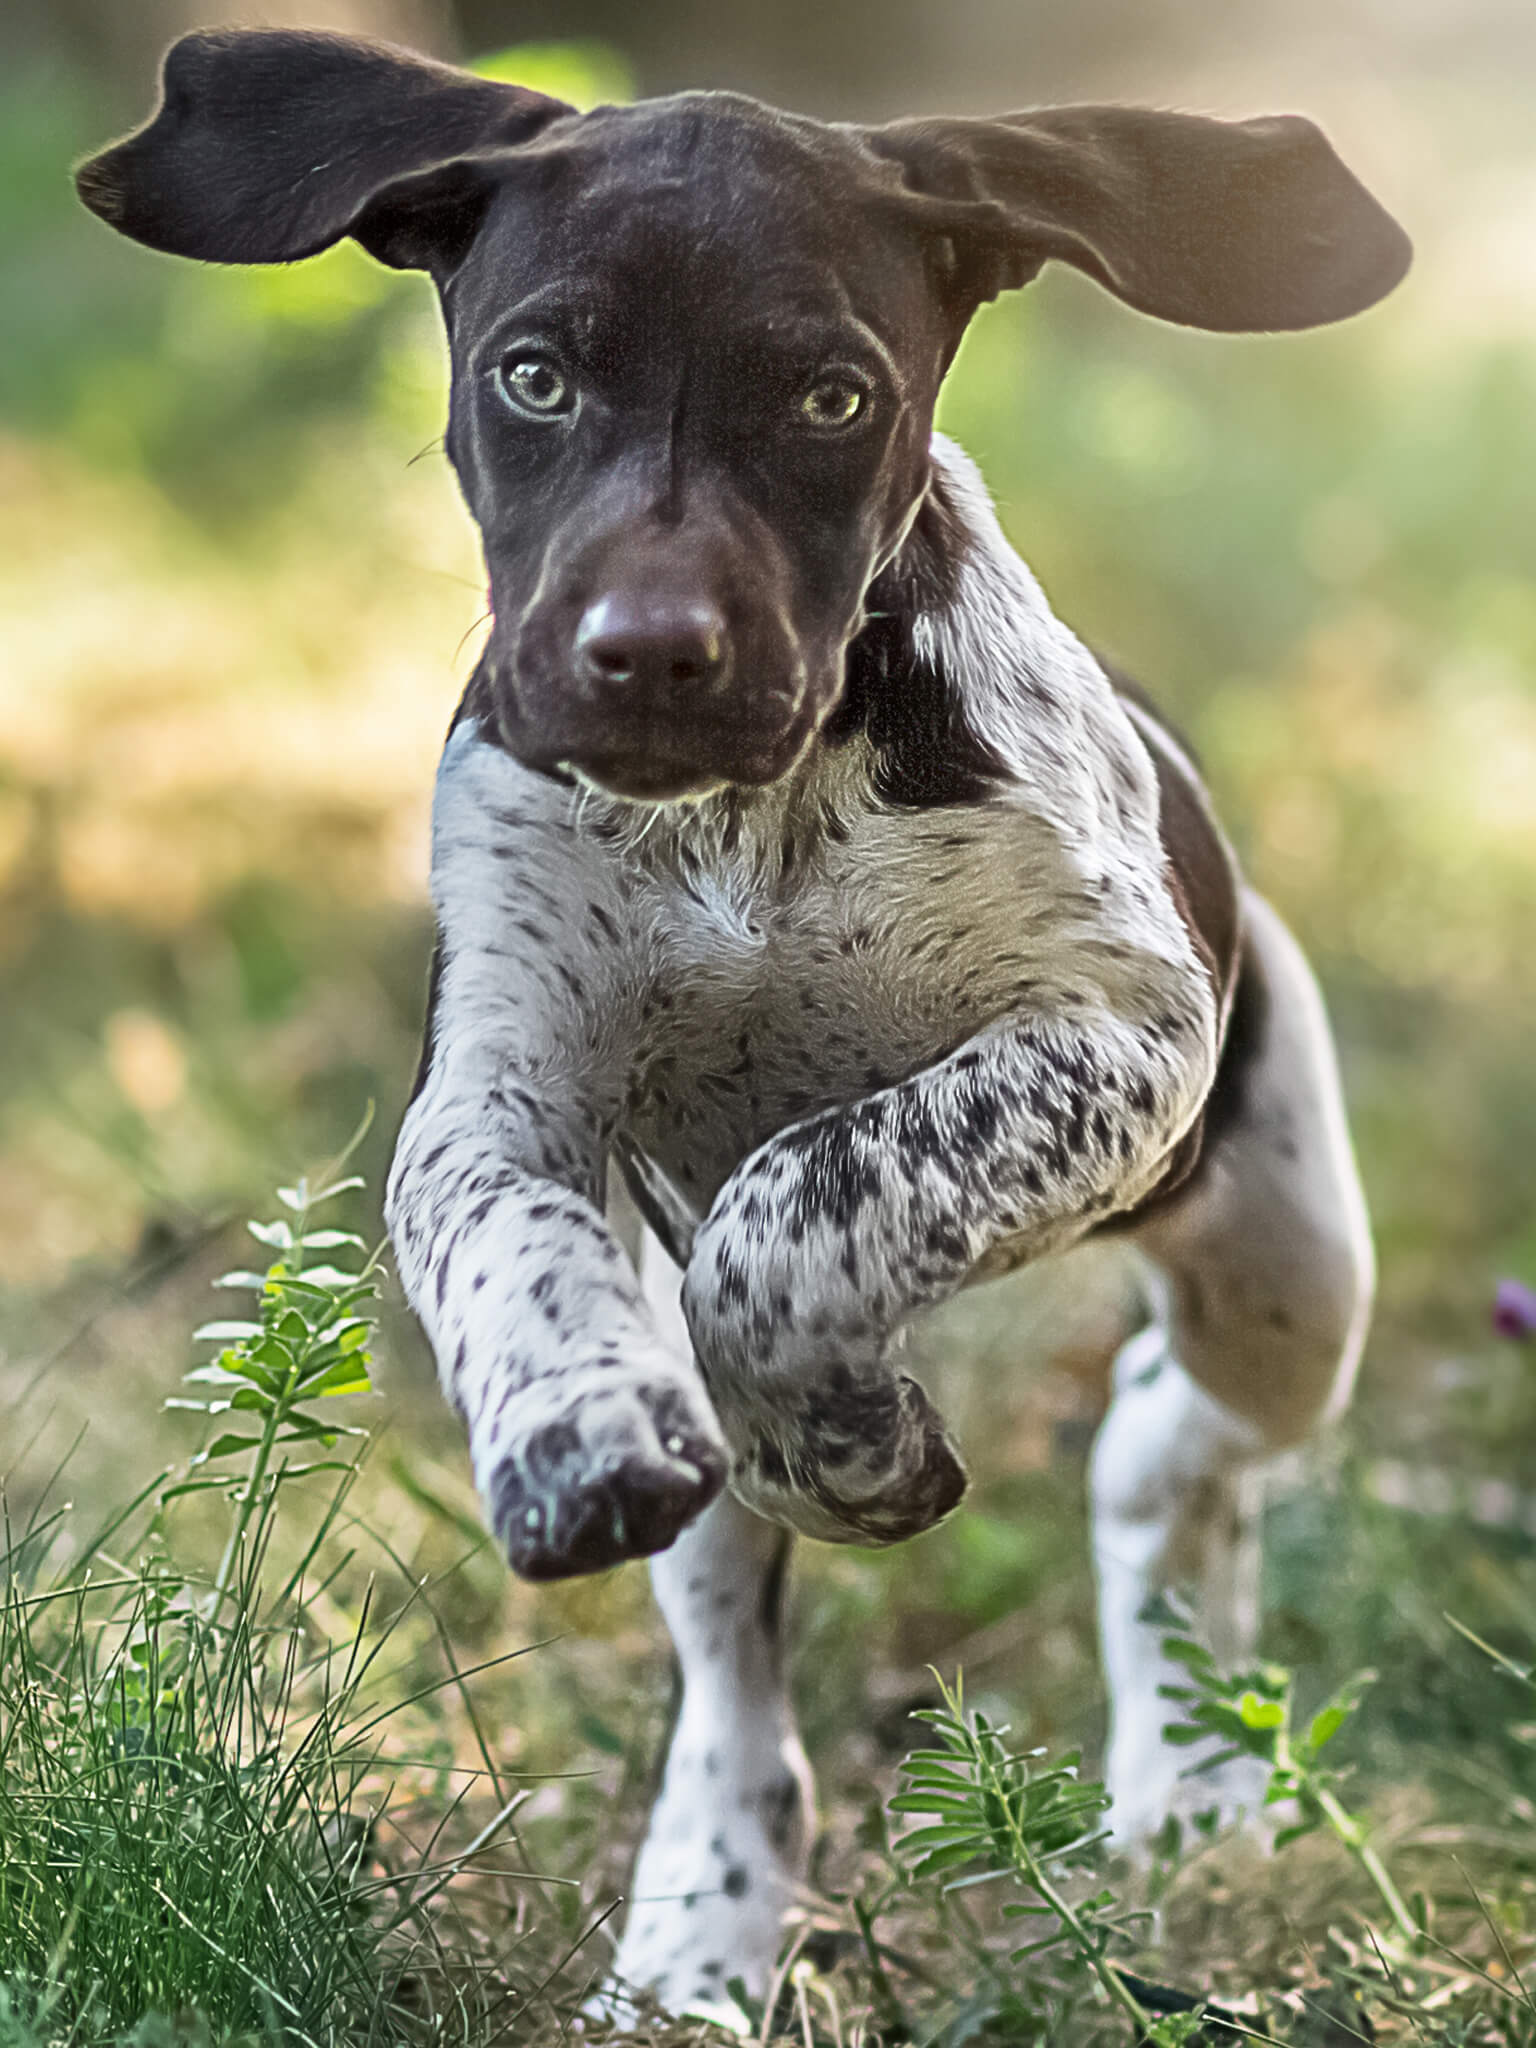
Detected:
left=79, top=34, right=1405, bottom=2022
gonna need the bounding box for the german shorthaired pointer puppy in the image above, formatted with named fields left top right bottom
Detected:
left=80, top=32, right=1407, bottom=2025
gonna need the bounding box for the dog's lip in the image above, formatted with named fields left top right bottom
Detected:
left=555, top=727, right=812, bottom=802
left=562, top=756, right=732, bottom=803
left=494, top=673, right=816, bottom=803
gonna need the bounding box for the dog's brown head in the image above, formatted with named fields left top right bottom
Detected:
left=78, top=31, right=1410, bottom=802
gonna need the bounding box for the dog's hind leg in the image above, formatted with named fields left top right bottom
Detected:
left=1090, top=890, right=1374, bottom=1847
left=604, top=1227, right=815, bottom=2026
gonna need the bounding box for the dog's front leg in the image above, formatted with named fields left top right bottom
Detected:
left=389, top=1048, right=727, bottom=1577
left=683, top=995, right=1216, bottom=1544
left=386, top=733, right=727, bottom=1581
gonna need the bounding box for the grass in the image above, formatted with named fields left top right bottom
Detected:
left=859, top=1641, right=1536, bottom=2046
left=3, top=1170, right=1534, bottom=2044
left=0, top=1168, right=600, bottom=2046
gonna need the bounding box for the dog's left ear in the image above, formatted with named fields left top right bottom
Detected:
left=76, top=29, right=574, bottom=276
left=865, top=105, right=1410, bottom=333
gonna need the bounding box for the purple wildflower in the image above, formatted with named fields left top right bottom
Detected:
left=1492, top=1278, right=1536, bottom=1341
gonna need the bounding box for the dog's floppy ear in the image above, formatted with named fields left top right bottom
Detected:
left=75, top=29, right=573, bottom=275
left=865, top=105, right=1410, bottom=333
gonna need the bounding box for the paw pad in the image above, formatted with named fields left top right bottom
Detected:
left=485, top=1377, right=726, bottom=1580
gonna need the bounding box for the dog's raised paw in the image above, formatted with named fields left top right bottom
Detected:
left=729, top=1367, right=968, bottom=1544
left=484, top=1375, right=727, bottom=1580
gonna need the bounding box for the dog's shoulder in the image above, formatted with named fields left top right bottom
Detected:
left=867, top=438, right=1244, bottom=1212
left=860, top=438, right=1243, bottom=1013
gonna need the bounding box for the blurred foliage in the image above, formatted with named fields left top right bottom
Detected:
left=1, top=36, right=1535, bottom=1976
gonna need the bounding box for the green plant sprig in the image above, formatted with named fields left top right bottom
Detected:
left=1158, top=1633, right=1420, bottom=1950
left=164, top=1170, right=383, bottom=1619
left=892, top=1670, right=1204, bottom=2045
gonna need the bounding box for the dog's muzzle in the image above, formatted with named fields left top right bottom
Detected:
left=498, top=596, right=817, bottom=802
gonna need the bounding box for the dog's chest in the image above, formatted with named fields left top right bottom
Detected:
left=618, top=800, right=1086, bottom=1210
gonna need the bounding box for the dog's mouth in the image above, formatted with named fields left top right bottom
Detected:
left=553, top=725, right=815, bottom=805
left=494, top=663, right=827, bottom=807
left=561, top=756, right=733, bottom=804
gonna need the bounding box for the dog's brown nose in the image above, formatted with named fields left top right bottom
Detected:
left=574, top=594, right=731, bottom=695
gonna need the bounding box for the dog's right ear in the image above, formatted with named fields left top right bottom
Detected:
left=75, top=29, right=573, bottom=276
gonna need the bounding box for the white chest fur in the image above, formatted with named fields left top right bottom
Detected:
left=426, top=436, right=1203, bottom=1223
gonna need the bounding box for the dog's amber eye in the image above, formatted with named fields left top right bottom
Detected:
left=498, top=354, right=573, bottom=418
left=800, top=378, right=866, bottom=430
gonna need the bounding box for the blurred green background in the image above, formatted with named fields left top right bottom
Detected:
left=2, top=0, right=1534, bottom=1900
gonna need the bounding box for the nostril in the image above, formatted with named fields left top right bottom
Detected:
left=588, top=641, right=636, bottom=684
left=575, top=597, right=730, bottom=693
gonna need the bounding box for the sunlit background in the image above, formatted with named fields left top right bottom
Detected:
left=3, top=0, right=1534, bottom=1955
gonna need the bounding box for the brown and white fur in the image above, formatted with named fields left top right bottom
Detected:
left=76, top=36, right=1398, bottom=2026
left=387, top=438, right=1373, bottom=2017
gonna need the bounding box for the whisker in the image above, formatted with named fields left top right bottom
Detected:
left=454, top=610, right=492, bottom=664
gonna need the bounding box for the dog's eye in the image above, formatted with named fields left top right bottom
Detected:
left=799, top=377, right=866, bottom=430
left=497, top=354, right=574, bottom=418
